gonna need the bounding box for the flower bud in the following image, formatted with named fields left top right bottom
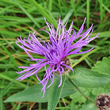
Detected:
left=95, top=93, right=110, bottom=110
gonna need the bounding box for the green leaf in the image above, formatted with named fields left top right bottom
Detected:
left=92, top=88, right=103, bottom=96
left=92, top=56, right=110, bottom=75
left=4, top=84, right=48, bottom=103
left=71, top=67, right=110, bottom=88
left=103, top=82, right=110, bottom=94
left=0, top=41, right=18, bottom=69
left=14, top=0, right=40, bottom=28
left=30, top=0, right=57, bottom=28
left=0, top=74, right=26, bottom=88
left=70, top=88, right=91, bottom=103
left=92, top=82, right=110, bottom=96
left=91, top=31, right=110, bottom=38
left=48, top=75, right=66, bottom=110
left=4, top=77, right=76, bottom=102
left=61, top=78, right=76, bottom=97
left=79, top=102, right=97, bottom=110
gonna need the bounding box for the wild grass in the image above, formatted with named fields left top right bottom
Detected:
left=0, top=0, right=110, bottom=110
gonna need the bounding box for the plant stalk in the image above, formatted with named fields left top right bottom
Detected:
left=67, top=75, right=94, bottom=102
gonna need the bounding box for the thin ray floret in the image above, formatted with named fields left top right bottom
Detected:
left=16, top=18, right=98, bottom=97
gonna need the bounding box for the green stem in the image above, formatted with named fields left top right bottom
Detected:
left=67, top=75, right=94, bottom=102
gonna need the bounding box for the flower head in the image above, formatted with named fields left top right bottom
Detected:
left=16, top=18, right=98, bottom=97
left=95, top=93, right=110, bottom=110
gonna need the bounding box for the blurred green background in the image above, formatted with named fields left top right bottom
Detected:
left=0, top=0, right=110, bottom=110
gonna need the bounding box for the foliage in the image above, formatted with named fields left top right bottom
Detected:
left=0, top=0, right=110, bottom=110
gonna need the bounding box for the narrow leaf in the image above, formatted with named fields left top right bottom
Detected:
left=30, top=0, right=57, bottom=28
left=14, top=0, right=40, bottom=28
left=4, top=76, right=76, bottom=102
left=48, top=75, right=66, bottom=110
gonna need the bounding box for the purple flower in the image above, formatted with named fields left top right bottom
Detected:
left=16, top=18, right=98, bottom=97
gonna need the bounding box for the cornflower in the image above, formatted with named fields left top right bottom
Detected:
left=16, top=18, right=98, bottom=97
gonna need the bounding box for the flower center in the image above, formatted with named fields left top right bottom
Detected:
left=61, top=57, right=71, bottom=72
left=54, top=57, right=72, bottom=74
